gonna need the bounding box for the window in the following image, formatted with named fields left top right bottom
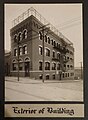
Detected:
left=57, top=63, right=60, bottom=70
left=18, top=32, right=22, bottom=41
left=53, top=51, right=55, bottom=58
left=65, top=73, right=67, bottom=77
left=46, top=75, right=49, bottom=80
left=68, top=73, right=69, bottom=77
left=57, top=43, right=59, bottom=47
left=52, top=63, right=56, bottom=70
left=39, top=61, right=42, bottom=70
left=12, top=63, right=17, bottom=71
left=19, top=47, right=22, bottom=55
left=23, top=45, right=27, bottom=54
left=52, top=74, right=55, bottom=79
left=39, top=75, right=43, bottom=79
left=57, top=53, right=60, bottom=59
left=63, top=73, right=64, bottom=78
left=14, top=49, right=17, bottom=56
left=39, top=31, right=43, bottom=40
left=48, top=37, right=50, bottom=44
left=39, top=46, right=42, bottom=55
left=14, top=34, right=17, bottom=42
left=19, top=63, right=23, bottom=70
left=51, top=39, right=53, bottom=45
left=45, top=48, right=50, bottom=56
left=23, top=29, right=27, bottom=39
left=45, top=62, right=50, bottom=70
left=45, top=35, right=47, bottom=42
left=54, top=41, right=56, bottom=46
left=67, top=65, right=69, bottom=68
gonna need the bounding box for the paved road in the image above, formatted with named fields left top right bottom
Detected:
left=5, top=77, right=83, bottom=101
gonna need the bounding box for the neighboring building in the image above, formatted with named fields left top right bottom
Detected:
left=74, top=67, right=83, bottom=80
left=10, top=7, right=74, bottom=80
left=5, top=50, right=11, bottom=76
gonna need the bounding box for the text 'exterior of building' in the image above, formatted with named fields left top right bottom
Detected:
left=10, top=7, right=74, bottom=80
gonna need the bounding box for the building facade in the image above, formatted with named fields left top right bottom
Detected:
left=10, top=7, right=74, bottom=80
left=5, top=51, right=11, bottom=76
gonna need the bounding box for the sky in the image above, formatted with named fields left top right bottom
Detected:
left=4, top=4, right=83, bottom=67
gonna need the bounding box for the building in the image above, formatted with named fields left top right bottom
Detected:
left=5, top=50, right=11, bottom=76
left=10, top=7, right=74, bottom=80
left=74, top=67, right=83, bottom=80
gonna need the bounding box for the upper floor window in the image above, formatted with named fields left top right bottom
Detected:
left=53, top=51, right=55, bottom=58
left=51, top=39, right=53, bottom=45
left=39, top=61, right=42, bottom=70
left=45, top=62, right=50, bottom=70
left=48, top=37, right=50, bottom=44
left=23, top=29, right=27, bottom=39
left=54, top=41, right=56, bottom=46
left=45, top=35, right=47, bottom=43
left=18, top=32, right=22, bottom=42
left=14, top=34, right=17, bottom=43
left=14, top=49, right=17, bottom=56
left=19, top=47, right=22, bottom=55
left=57, top=63, right=60, bottom=70
left=39, top=46, right=42, bottom=55
left=57, top=53, right=60, bottom=60
left=52, top=63, right=56, bottom=70
left=23, top=45, right=27, bottom=54
left=45, top=48, right=50, bottom=56
left=39, top=31, right=43, bottom=40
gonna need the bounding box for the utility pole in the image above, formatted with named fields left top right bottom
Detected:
left=80, top=62, right=83, bottom=79
left=39, top=24, right=50, bottom=83
left=17, top=40, right=19, bottom=81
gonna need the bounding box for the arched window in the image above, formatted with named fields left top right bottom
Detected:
left=23, top=29, right=27, bottom=39
left=52, top=62, right=56, bottom=70
left=18, top=32, right=22, bottom=41
left=45, top=35, right=47, bottom=42
left=23, top=45, right=27, bottom=54
left=39, top=31, right=43, bottom=40
left=45, top=62, right=50, bottom=70
left=48, top=37, right=50, bottom=44
left=14, top=34, right=17, bottom=42
left=24, top=57, right=30, bottom=62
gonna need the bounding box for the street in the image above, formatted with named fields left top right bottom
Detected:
left=5, top=77, right=83, bottom=101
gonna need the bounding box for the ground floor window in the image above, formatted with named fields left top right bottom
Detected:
left=52, top=74, right=55, bottom=79
left=19, top=63, right=23, bottom=70
left=63, top=73, right=64, bottom=78
left=39, top=74, right=43, bottom=79
left=46, top=75, right=49, bottom=80
left=12, top=63, right=17, bottom=71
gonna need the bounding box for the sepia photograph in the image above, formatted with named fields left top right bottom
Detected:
left=5, top=4, right=83, bottom=101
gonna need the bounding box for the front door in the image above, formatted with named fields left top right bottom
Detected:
left=25, top=62, right=30, bottom=77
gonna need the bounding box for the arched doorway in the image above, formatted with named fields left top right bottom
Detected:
left=24, top=57, right=30, bottom=77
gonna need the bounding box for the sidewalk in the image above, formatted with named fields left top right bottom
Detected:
left=5, top=76, right=82, bottom=84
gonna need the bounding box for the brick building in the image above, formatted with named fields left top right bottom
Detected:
left=5, top=50, right=11, bottom=76
left=10, top=7, right=74, bottom=80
